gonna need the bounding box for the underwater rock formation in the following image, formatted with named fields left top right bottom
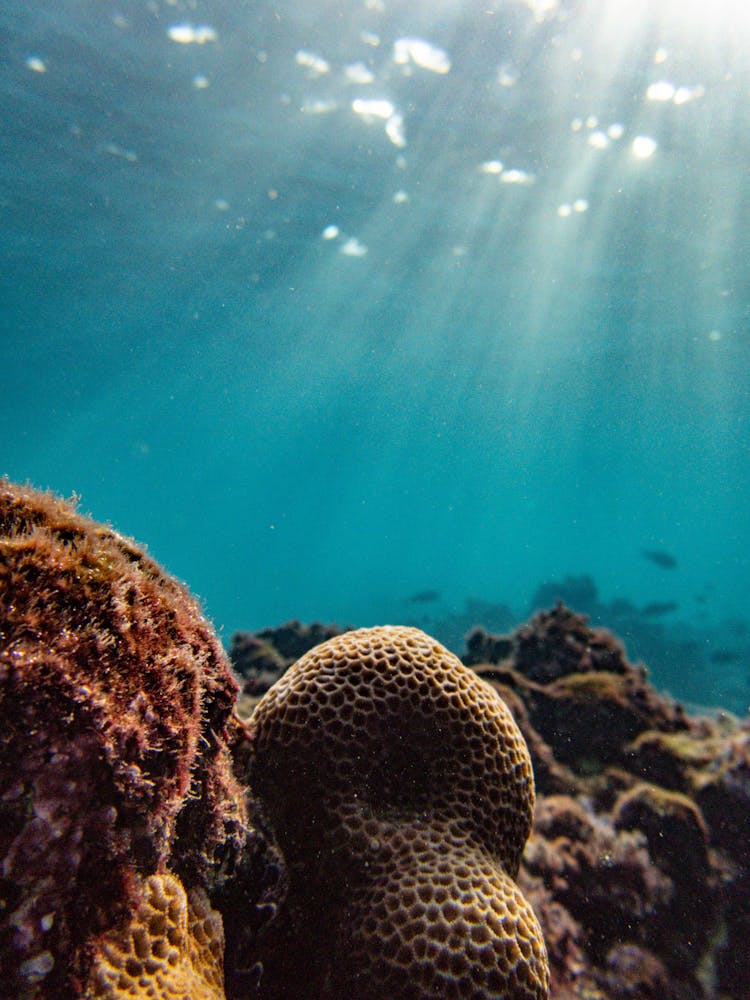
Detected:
left=246, top=626, right=550, bottom=999
left=4, top=476, right=749, bottom=999
left=0, top=482, right=249, bottom=999
left=240, top=604, right=750, bottom=999
left=229, top=619, right=345, bottom=701
left=466, top=604, right=750, bottom=999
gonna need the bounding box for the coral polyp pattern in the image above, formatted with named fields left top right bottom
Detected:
left=248, top=625, right=550, bottom=998
left=86, top=873, right=224, bottom=1000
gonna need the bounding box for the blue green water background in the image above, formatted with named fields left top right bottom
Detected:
left=2, top=1, right=749, bottom=710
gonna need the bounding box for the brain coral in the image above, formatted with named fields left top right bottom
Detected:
left=86, top=873, right=224, bottom=1000
left=248, top=625, right=549, bottom=999
left=0, top=481, right=248, bottom=998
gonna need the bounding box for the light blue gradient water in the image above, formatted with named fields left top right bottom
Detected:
left=2, top=1, right=749, bottom=709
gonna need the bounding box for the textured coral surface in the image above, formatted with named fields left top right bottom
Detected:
left=247, top=625, right=550, bottom=999
left=86, top=872, right=224, bottom=1000
left=0, top=481, right=247, bottom=999
left=236, top=607, right=750, bottom=1000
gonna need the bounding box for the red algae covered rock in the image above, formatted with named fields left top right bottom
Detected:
left=0, top=481, right=249, bottom=999
left=460, top=604, right=750, bottom=999
left=470, top=604, right=689, bottom=774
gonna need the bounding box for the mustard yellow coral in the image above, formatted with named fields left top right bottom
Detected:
left=86, top=873, right=224, bottom=1000
left=248, top=625, right=549, bottom=998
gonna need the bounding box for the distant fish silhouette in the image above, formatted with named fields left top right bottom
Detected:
left=406, top=589, right=441, bottom=604
left=641, top=601, right=679, bottom=618
left=642, top=549, right=678, bottom=569
left=710, top=648, right=743, bottom=665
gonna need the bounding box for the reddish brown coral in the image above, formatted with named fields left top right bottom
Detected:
left=464, top=605, right=749, bottom=999
left=0, top=481, right=248, bottom=998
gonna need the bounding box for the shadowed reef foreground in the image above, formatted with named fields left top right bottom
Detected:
left=234, top=612, right=750, bottom=999
left=1, top=480, right=748, bottom=999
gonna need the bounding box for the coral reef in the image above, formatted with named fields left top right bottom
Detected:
left=4, top=475, right=749, bottom=1000
left=86, top=873, right=225, bottom=999
left=246, top=626, right=550, bottom=999
left=0, top=481, right=249, bottom=999
left=237, top=603, right=750, bottom=999
left=465, top=604, right=749, bottom=999
left=229, top=620, right=345, bottom=703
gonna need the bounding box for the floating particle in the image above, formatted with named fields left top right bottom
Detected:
left=654, top=46, right=669, bottom=64
left=360, top=30, right=380, bottom=47
left=708, top=329, right=722, bottom=341
left=608, top=122, right=625, bottom=140
left=192, top=74, right=210, bottom=89
left=573, top=198, right=589, bottom=212
left=301, top=98, right=338, bottom=114
left=385, top=114, right=406, bottom=147
left=103, top=142, right=137, bottom=162
left=588, top=131, right=609, bottom=149
left=523, top=0, right=561, bottom=23
left=557, top=203, right=572, bottom=217
left=497, top=63, right=518, bottom=87
left=392, top=190, right=409, bottom=204
left=167, top=23, right=217, bottom=44
left=295, top=50, right=330, bottom=76
left=322, top=225, right=340, bottom=240
left=352, top=97, right=394, bottom=120
left=480, top=160, right=504, bottom=174
left=632, top=135, right=657, bottom=159
left=674, top=84, right=705, bottom=105
left=393, top=37, right=451, bottom=74
left=571, top=118, right=583, bottom=132
left=501, top=168, right=535, bottom=185
left=25, top=55, right=46, bottom=73
left=345, top=62, right=375, bottom=84
left=214, top=199, right=230, bottom=211
left=340, top=237, right=368, bottom=257
left=647, top=80, right=676, bottom=101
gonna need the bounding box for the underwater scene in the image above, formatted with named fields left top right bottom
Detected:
left=1, top=1, right=749, bottom=998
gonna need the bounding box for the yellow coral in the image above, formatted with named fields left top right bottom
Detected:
left=86, top=873, right=225, bottom=1000
left=249, top=625, right=550, bottom=998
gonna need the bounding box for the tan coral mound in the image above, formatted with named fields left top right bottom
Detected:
left=86, top=873, right=224, bottom=1000
left=248, top=625, right=549, bottom=999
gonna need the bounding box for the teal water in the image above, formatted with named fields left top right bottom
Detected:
left=2, top=1, right=749, bottom=710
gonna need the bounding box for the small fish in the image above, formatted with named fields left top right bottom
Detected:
left=710, top=648, right=742, bottom=665
left=641, top=601, right=679, bottom=618
left=406, top=589, right=441, bottom=604
left=642, top=549, right=678, bottom=569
